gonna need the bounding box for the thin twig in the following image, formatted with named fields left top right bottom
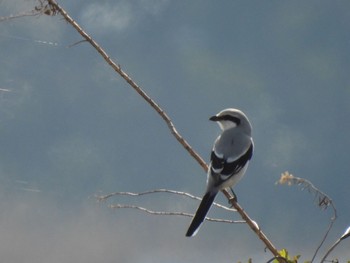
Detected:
left=320, top=239, right=341, bottom=263
left=97, top=189, right=237, bottom=212
left=99, top=188, right=281, bottom=259
left=314, top=220, right=336, bottom=263
left=0, top=0, right=57, bottom=22
left=277, top=171, right=337, bottom=262
left=108, top=204, right=245, bottom=224
left=41, top=0, right=283, bottom=260
left=266, top=256, right=289, bottom=263
left=67, top=39, right=88, bottom=48
left=320, top=226, right=350, bottom=263
left=0, top=10, right=40, bottom=22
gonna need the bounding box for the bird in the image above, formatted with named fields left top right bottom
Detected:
left=186, top=108, right=253, bottom=237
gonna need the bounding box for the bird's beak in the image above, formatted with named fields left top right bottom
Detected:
left=209, top=115, right=219, bottom=121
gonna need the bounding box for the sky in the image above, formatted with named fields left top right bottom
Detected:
left=0, top=0, right=350, bottom=262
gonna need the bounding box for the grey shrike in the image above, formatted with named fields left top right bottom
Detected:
left=186, top=108, right=253, bottom=237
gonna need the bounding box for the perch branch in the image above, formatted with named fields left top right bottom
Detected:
left=44, top=0, right=207, bottom=172
left=222, top=189, right=281, bottom=258
left=42, top=0, right=282, bottom=260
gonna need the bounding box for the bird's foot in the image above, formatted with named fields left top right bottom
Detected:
left=228, top=187, right=238, bottom=207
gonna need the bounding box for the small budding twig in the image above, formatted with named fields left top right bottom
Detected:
left=277, top=172, right=336, bottom=215
left=277, top=172, right=337, bottom=263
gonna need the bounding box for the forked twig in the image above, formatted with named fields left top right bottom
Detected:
left=99, top=189, right=245, bottom=226
left=108, top=204, right=245, bottom=224
left=0, top=10, right=40, bottom=22
left=0, top=0, right=58, bottom=22
left=97, top=189, right=237, bottom=212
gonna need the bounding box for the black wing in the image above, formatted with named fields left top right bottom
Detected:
left=210, top=143, right=253, bottom=176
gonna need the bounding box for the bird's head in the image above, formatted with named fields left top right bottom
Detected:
left=209, top=108, right=252, bottom=135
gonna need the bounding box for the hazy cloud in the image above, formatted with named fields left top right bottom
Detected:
left=79, top=0, right=169, bottom=33
left=80, top=2, right=133, bottom=32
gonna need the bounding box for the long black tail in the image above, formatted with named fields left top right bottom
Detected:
left=186, top=191, right=217, bottom=237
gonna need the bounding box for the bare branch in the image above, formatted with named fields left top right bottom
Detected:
left=108, top=204, right=245, bottom=224
left=34, top=0, right=59, bottom=16
left=340, top=226, right=350, bottom=240
left=98, top=188, right=281, bottom=259
left=0, top=10, right=40, bottom=22
left=97, top=189, right=236, bottom=212
left=99, top=189, right=246, bottom=224
left=320, top=226, right=350, bottom=263
left=320, top=238, right=341, bottom=263
left=45, top=0, right=208, bottom=173
left=0, top=0, right=57, bottom=22
left=24, top=0, right=284, bottom=260
left=67, top=39, right=88, bottom=48
left=222, top=188, right=282, bottom=260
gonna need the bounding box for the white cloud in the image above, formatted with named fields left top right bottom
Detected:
left=79, top=0, right=170, bottom=34
left=263, top=126, right=307, bottom=169
left=80, top=2, right=132, bottom=32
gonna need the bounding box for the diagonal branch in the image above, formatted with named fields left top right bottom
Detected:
left=44, top=0, right=207, bottom=173
left=43, top=0, right=282, bottom=260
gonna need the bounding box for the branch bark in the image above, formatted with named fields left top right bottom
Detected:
left=43, top=0, right=283, bottom=260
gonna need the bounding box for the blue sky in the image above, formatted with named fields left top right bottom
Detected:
left=1, top=1, right=350, bottom=262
